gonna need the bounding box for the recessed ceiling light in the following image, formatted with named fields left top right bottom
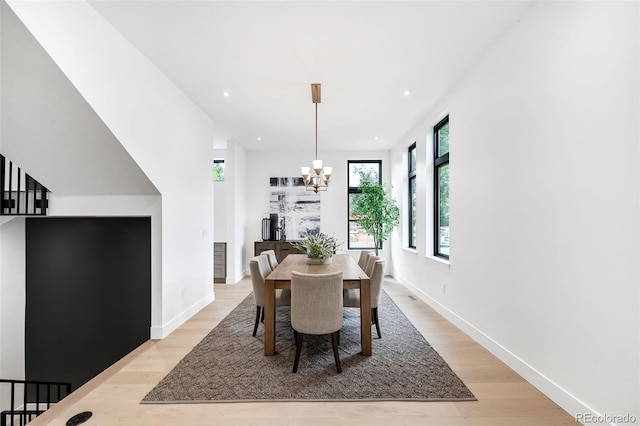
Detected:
left=374, top=137, right=379, bottom=140
left=257, top=137, right=262, bottom=141
left=222, top=91, right=230, bottom=97
left=403, top=90, right=411, bottom=96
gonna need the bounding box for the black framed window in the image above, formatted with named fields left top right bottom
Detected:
left=408, top=143, right=417, bottom=249
left=348, top=160, right=382, bottom=250
left=434, top=116, right=449, bottom=258
left=213, top=159, right=225, bottom=182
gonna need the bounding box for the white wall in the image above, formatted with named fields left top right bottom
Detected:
left=391, top=1, right=639, bottom=421
left=0, top=217, right=25, bottom=412
left=243, top=149, right=391, bottom=272
left=224, top=142, right=246, bottom=283
left=6, top=0, right=215, bottom=339
left=0, top=218, right=25, bottom=382
left=0, top=0, right=158, bottom=198
left=213, top=149, right=228, bottom=243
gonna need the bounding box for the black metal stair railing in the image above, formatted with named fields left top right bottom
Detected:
left=0, top=154, right=48, bottom=216
left=0, top=379, right=71, bottom=426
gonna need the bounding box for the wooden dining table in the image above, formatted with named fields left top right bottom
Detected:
left=263, top=253, right=372, bottom=356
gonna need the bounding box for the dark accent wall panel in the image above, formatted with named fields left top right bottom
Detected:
left=25, top=217, right=151, bottom=391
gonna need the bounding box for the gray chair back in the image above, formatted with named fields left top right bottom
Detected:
left=344, top=259, right=385, bottom=339
left=368, top=259, right=385, bottom=309
left=260, top=249, right=279, bottom=270
left=249, top=255, right=272, bottom=307
left=291, top=271, right=343, bottom=335
left=357, top=250, right=372, bottom=269
left=344, top=258, right=385, bottom=308
left=364, top=255, right=383, bottom=276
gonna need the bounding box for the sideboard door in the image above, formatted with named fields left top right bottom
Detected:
left=214, top=242, right=227, bottom=283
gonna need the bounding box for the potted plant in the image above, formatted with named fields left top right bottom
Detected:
left=291, top=232, right=341, bottom=264
left=352, top=170, right=400, bottom=255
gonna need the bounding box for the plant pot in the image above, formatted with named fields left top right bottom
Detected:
left=306, top=257, right=332, bottom=265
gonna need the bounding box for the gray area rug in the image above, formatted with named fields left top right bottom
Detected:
left=142, top=291, right=476, bottom=403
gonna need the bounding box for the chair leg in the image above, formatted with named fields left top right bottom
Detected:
left=292, top=332, right=303, bottom=373
left=373, top=307, right=381, bottom=339
left=260, top=306, right=265, bottom=323
left=331, top=331, right=342, bottom=374
left=253, top=306, right=261, bottom=337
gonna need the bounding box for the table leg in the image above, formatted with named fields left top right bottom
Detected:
left=360, top=278, right=372, bottom=356
left=264, top=278, right=276, bottom=356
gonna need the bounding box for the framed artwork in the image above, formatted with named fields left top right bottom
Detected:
left=269, top=177, right=320, bottom=240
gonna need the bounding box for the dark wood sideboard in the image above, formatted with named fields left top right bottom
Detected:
left=254, top=240, right=300, bottom=263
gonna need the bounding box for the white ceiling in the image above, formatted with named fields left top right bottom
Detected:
left=89, top=1, right=533, bottom=152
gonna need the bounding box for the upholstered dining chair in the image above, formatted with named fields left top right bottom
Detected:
left=290, top=271, right=344, bottom=374
left=260, top=249, right=279, bottom=270
left=249, top=255, right=290, bottom=337
left=258, top=250, right=290, bottom=310
left=357, top=250, right=372, bottom=270
left=344, top=258, right=385, bottom=339
left=363, top=255, right=382, bottom=276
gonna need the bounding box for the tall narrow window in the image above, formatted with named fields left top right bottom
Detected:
left=434, top=117, right=449, bottom=258
left=408, top=143, right=417, bottom=249
left=213, top=159, right=225, bottom=182
left=348, top=160, right=382, bottom=250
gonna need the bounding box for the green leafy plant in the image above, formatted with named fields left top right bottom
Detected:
left=352, top=170, right=400, bottom=255
left=213, top=162, right=225, bottom=181
left=291, top=232, right=341, bottom=260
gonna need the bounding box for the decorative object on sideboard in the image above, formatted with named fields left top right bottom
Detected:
left=291, top=232, right=342, bottom=264
left=269, top=213, right=278, bottom=240
left=261, top=213, right=280, bottom=241
left=261, top=214, right=271, bottom=241
left=300, top=83, right=332, bottom=193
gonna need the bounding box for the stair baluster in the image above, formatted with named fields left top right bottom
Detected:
left=0, top=154, right=48, bottom=216
left=0, top=379, right=71, bottom=426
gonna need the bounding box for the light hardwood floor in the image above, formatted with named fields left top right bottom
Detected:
left=29, top=277, right=577, bottom=426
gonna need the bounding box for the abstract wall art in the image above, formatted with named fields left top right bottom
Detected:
left=269, top=177, right=320, bottom=240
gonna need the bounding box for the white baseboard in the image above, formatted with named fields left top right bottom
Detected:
left=393, top=273, right=603, bottom=425
left=225, top=275, right=240, bottom=284
left=224, top=268, right=248, bottom=284
left=150, top=291, right=215, bottom=339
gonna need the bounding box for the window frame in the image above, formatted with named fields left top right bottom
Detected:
left=213, top=159, right=225, bottom=182
left=433, top=116, right=450, bottom=259
left=347, top=160, right=382, bottom=250
left=408, top=142, right=417, bottom=249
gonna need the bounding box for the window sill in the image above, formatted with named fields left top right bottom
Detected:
left=402, top=247, right=417, bottom=254
left=425, top=255, right=450, bottom=267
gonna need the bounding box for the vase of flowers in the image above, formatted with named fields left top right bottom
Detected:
left=291, top=232, right=341, bottom=264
